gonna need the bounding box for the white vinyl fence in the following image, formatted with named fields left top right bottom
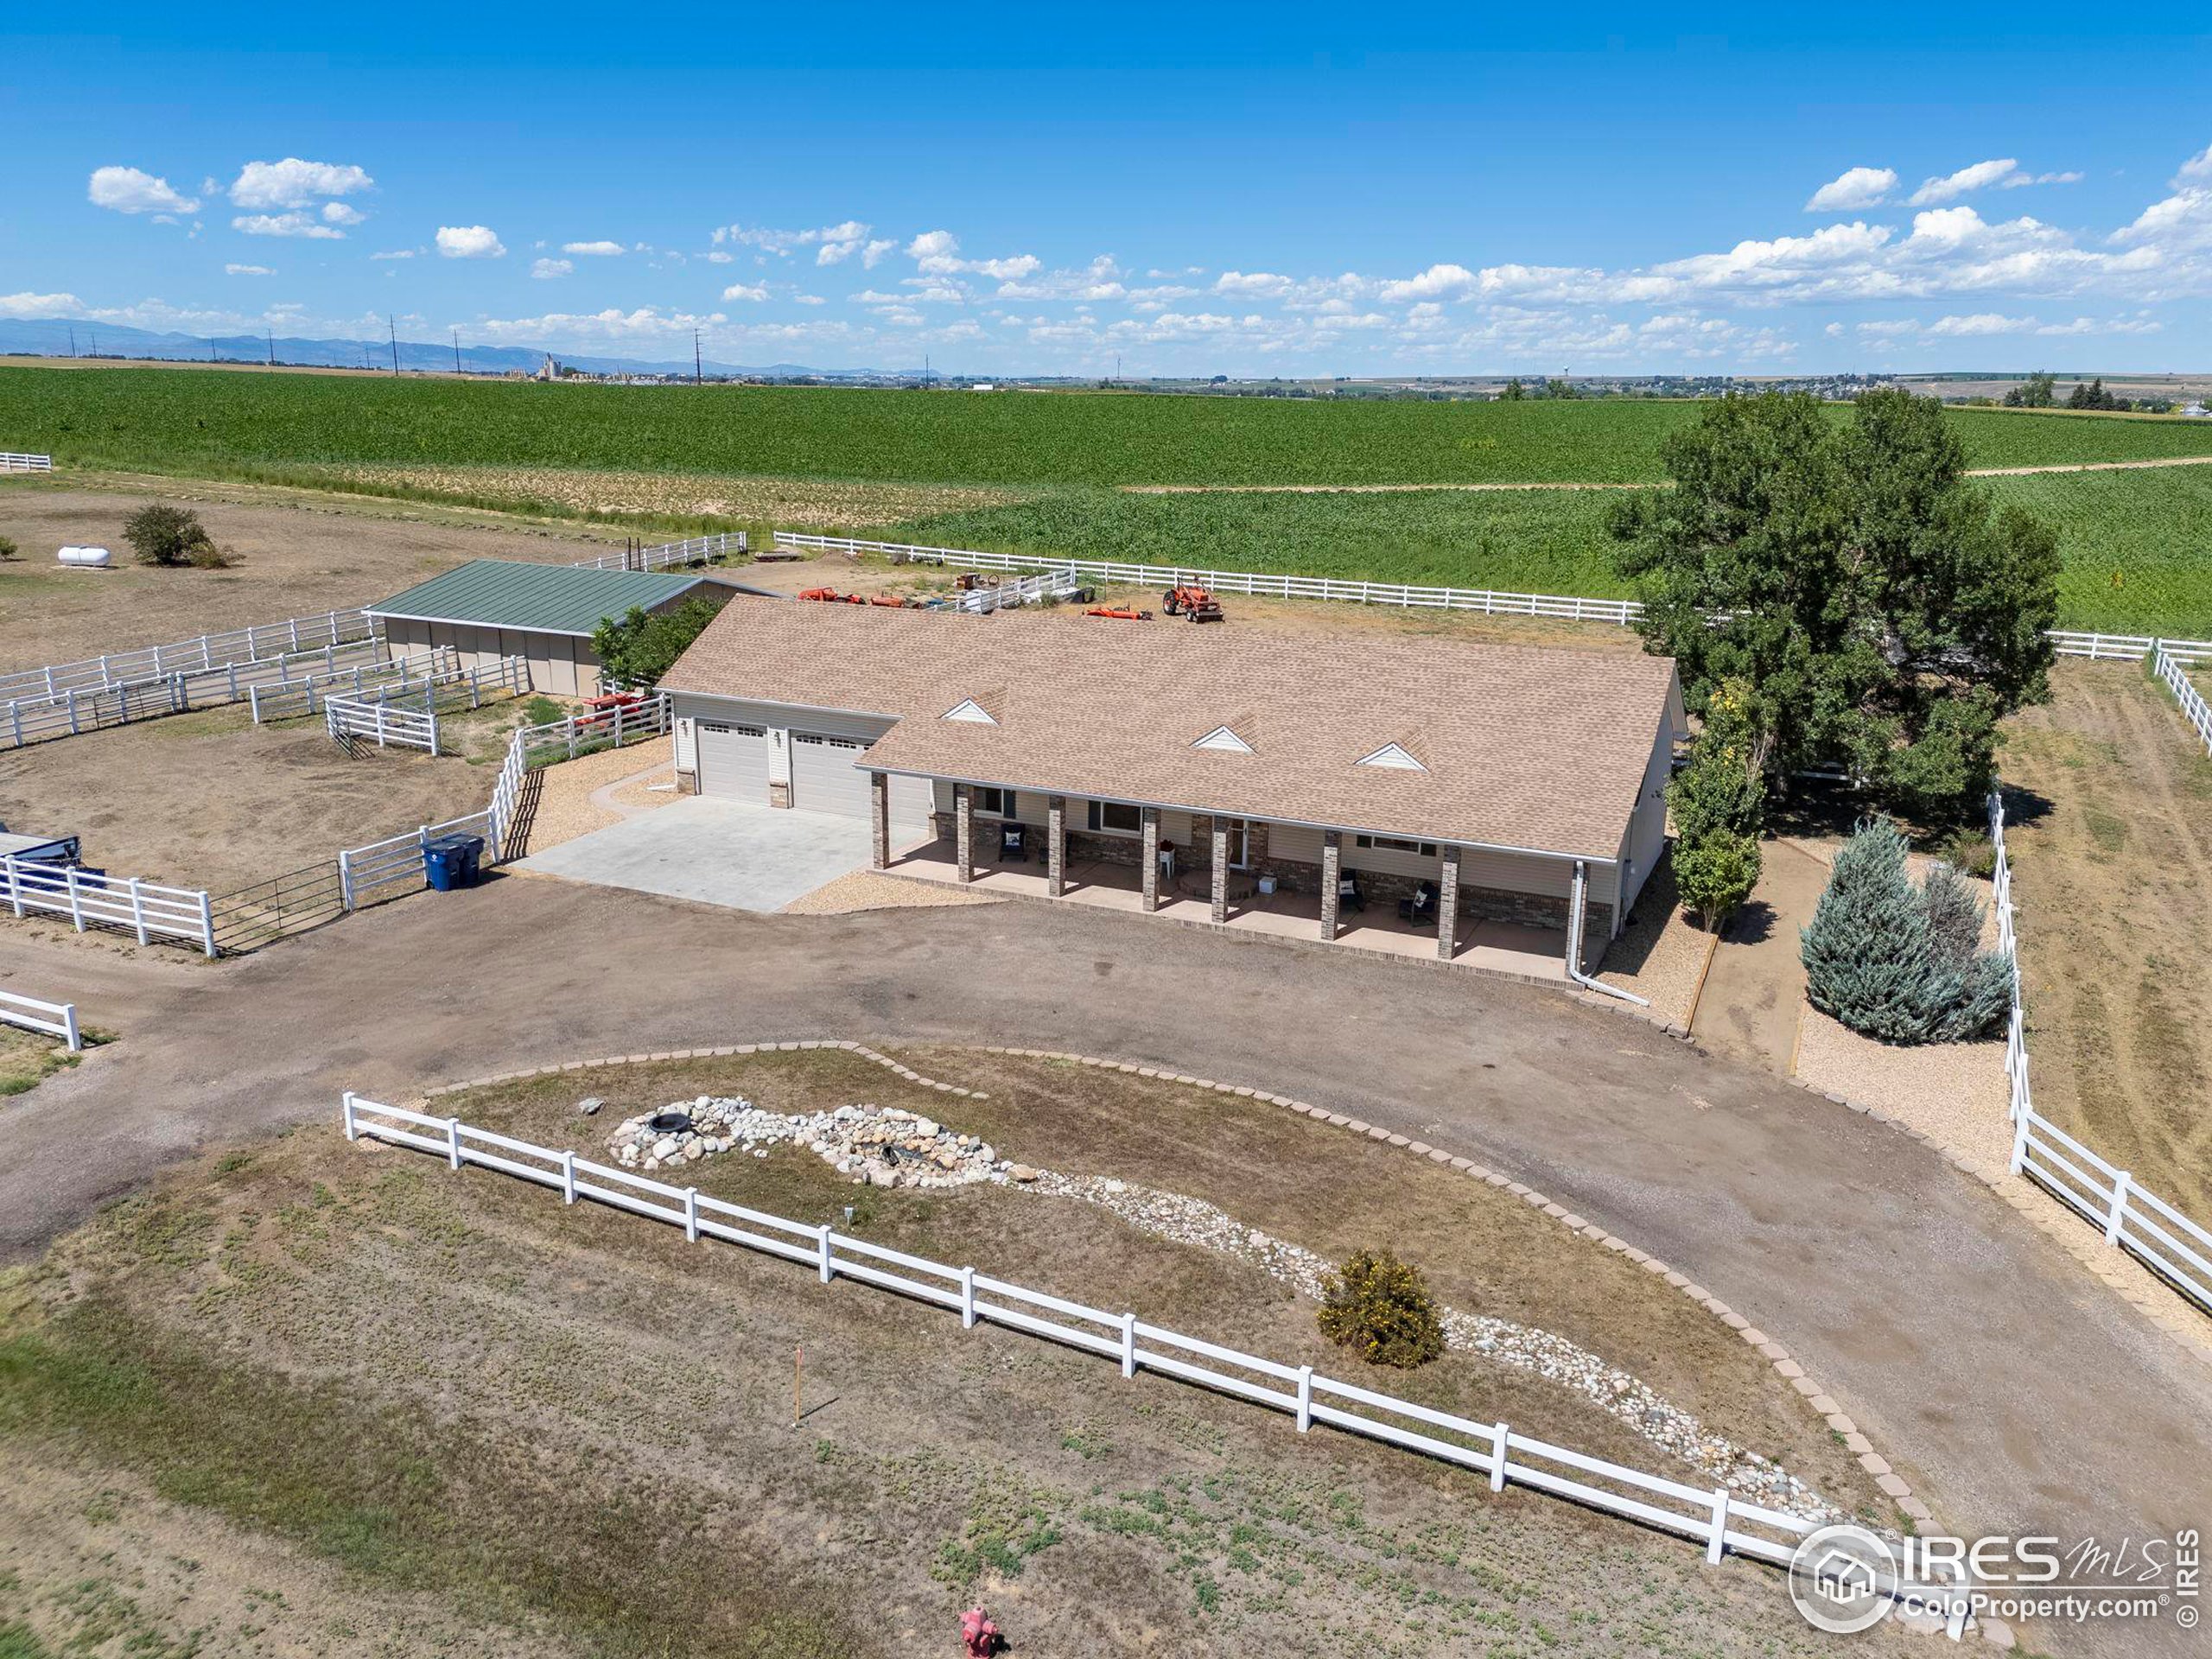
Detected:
left=486, top=693, right=671, bottom=860
left=339, top=1090, right=1853, bottom=1578
left=0, top=855, right=214, bottom=957
left=956, top=569, right=1081, bottom=613
left=0, top=988, right=81, bottom=1052
left=325, top=691, right=440, bottom=754
left=0, top=609, right=379, bottom=703
left=2152, top=641, right=2212, bottom=758
left=569, top=531, right=748, bottom=574
left=1, top=636, right=390, bottom=750
left=249, top=647, right=461, bottom=723
left=1991, top=792, right=2212, bottom=1316
left=336, top=812, right=498, bottom=908
left=0, top=452, right=53, bottom=473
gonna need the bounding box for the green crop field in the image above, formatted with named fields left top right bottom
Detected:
left=887, top=468, right=2212, bottom=639
left=7, top=365, right=2212, bottom=488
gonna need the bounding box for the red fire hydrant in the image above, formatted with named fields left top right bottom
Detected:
left=960, top=1606, right=1000, bottom=1656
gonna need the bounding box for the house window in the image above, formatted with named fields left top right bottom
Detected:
left=1356, top=833, right=1439, bottom=857
left=1086, top=799, right=1142, bottom=836
left=976, top=787, right=1018, bottom=817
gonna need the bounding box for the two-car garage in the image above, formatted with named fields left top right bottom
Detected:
left=686, top=701, right=933, bottom=839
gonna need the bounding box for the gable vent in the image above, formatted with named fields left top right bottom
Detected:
left=1357, top=742, right=1426, bottom=772
left=942, top=698, right=998, bottom=726
left=1192, top=725, right=1254, bottom=754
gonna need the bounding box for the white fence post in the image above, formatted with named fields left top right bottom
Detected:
left=684, top=1187, right=700, bottom=1243
left=2009, top=1111, right=2031, bottom=1176
left=60, top=1001, right=81, bottom=1053
left=817, top=1224, right=836, bottom=1283
left=341, top=1090, right=359, bottom=1140
left=561, top=1149, right=577, bottom=1205
left=1295, top=1364, right=1313, bottom=1432
left=199, top=890, right=217, bottom=957
left=65, top=866, right=84, bottom=932
left=126, top=875, right=149, bottom=945
left=3, top=856, right=19, bottom=918
left=338, top=849, right=355, bottom=910
left=1491, top=1423, right=1510, bottom=1491
left=960, top=1265, right=976, bottom=1328
left=446, top=1116, right=463, bottom=1171
left=1120, top=1312, right=1138, bottom=1378
left=2107, top=1173, right=2133, bottom=1246
left=1705, top=1489, right=1731, bottom=1565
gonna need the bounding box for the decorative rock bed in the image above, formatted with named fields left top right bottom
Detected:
left=608, top=1096, right=1842, bottom=1524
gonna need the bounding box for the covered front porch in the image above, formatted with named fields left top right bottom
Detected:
left=866, top=775, right=1582, bottom=982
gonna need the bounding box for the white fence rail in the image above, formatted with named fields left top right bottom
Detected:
left=0, top=609, right=380, bottom=703
left=2152, top=642, right=2212, bottom=757
left=0, top=988, right=81, bottom=1052
left=955, top=569, right=1081, bottom=613
left=0, top=452, right=53, bottom=474
left=0, top=854, right=214, bottom=957
left=2, top=636, right=390, bottom=750
left=249, top=647, right=461, bottom=723
left=1991, top=791, right=2212, bottom=1316
left=336, top=812, right=497, bottom=907
left=487, top=694, right=671, bottom=860
left=339, top=1090, right=1834, bottom=1574
left=772, top=533, right=1646, bottom=624
left=569, top=531, right=748, bottom=574
left=326, top=692, right=439, bottom=754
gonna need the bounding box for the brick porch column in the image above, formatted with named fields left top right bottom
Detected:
left=1140, top=806, right=1160, bottom=912
left=1046, top=796, right=1066, bottom=897
left=1436, top=844, right=1461, bottom=961
left=1210, top=822, right=1230, bottom=924
left=954, top=784, right=974, bottom=884
left=868, top=771, right=890, bottom=870
left=1319, top=830, right=1341, bottom=941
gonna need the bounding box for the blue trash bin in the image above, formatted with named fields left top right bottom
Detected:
left=423, top=838, right=459, bottom=893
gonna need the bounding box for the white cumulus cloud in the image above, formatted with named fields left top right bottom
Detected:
left=563, top=240, right=626, bottom=257
left=228, top=158, right=375, bottom=210
left=531, top=258, right=573, bottom=280
left=1378, top=264, right=1477, bottom=303
left=1805, top=166, right=1897, bottom=212
left=88, top=166, right=200, bottom=215
left=0, top=291, right=86, bottom=318
left=224, top=264, right=275, bottom=276
left=1214, top=270, right=1293, bottom=298
left=436, top=225, right=507, bottom=259
left=233, top=213, right=345, bottom=239
left=2180, top=143, right=2212, bottom=184
left=721, top=283, right=769, bottom=302
left=1904, top=159, right=2076, bottom=206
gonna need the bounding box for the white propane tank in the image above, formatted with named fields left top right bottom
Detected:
left=56, top=545, right=114, bottom=569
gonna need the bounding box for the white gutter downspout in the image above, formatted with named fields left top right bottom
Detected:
left=1567, top=859, right=1649, bottom=1007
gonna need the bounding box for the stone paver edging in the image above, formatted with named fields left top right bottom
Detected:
left=413, top=1034, right=1936, bottom=1535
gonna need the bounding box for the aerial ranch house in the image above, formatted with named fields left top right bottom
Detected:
left=367, top=559, right=729, bottom=698
left=659, top=598, right=1685, bottom=973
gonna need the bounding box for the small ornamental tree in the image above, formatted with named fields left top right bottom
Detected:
left=1800, top=818, right=2012, bottom=1044
left=1668, top=677, right=1766, bottom=927
left=1318, top=1249, right=1446, bottom=1370
left=124, top=504, right=214, bottom=568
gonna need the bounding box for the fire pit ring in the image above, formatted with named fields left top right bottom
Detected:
left=647, top=1110, right=694, bottom=1135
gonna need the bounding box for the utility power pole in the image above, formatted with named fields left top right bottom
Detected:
left=388, top=315, right=399, bottom=373
left=267, top=330, right=275, bottom=366
left=694, top=329, right=702, bottom=385
left=452, top=328, right=462, bottom=374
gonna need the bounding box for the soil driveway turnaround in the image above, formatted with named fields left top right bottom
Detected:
left=2, top=880, right=2206, bottom=1659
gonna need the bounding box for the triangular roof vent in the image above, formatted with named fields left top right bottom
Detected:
left=1357, top=742, right=1426, bottom=772
left=942, top=697, right=998, bottom=726
left=1192, top=724, right=1254, bottom=754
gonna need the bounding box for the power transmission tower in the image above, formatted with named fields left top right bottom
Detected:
left=388, top=315, right=399, bottom=373
left=67, top=325, right=76, bottom=357
left=452, top=328, right=461, bottom=374
left=694, top=329, right=702, bottom=385
left=267, top=330, right=275, bottom=366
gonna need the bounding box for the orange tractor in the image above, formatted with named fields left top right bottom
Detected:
left=1160, top=582, right=1224, bottom=622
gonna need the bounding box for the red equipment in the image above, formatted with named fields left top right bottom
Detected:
left=960, top=1608, right=1001, bottom=1656
left=1160, top=583, right=1224, bottom=622
left=586, top=690, right=645, bottom=712
left=868, top=594, right=912, bottom=608
left=797, top=587, right=868, bottom=605
left=1085, top=604, right=1150, bottom=620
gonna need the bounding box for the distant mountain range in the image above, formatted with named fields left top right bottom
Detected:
left=0, top=317, right=901, bottom=380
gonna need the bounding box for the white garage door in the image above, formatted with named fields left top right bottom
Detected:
left=791, top=733, right=869, bottom=817
left=697, top=720, right=770, bottom=802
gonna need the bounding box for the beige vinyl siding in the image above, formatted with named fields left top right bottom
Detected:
left=1619, top=702, right=1680, bottom=913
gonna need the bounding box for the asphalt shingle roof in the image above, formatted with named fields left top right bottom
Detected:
left=366, top=559, right=709, bottom=637
left=661, top=597, right=1682, bottom=861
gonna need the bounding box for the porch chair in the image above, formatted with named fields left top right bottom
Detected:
left=1337, top=872, right=1366, bottom=913
left=1397, top=880, right=1437, bottom=925
left=999, top=821, right=1029, bottom=863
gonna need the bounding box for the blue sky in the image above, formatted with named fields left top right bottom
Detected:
left=5, top=3, right=2210, bottom=375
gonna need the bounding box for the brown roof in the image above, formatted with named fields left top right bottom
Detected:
left=660, top=597, right=1681, bottom=860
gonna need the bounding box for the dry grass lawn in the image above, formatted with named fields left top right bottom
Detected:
left=1998, top=660, right=2212, bottom=1217
left=0, top=1046, right=1908, bottom=1659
